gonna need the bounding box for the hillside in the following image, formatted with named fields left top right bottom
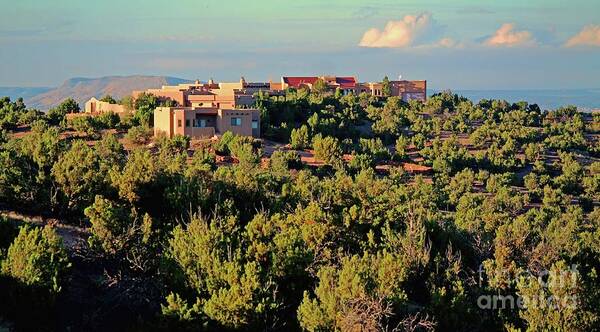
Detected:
left=25, top=75, right=190, bottom=110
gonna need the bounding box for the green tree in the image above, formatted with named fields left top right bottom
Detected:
left=96, top=111, right=120, bottom=129
left=369, top=97, right=409, bottom=138
left=0, top=97, right=27, bottom=130
left=381, top=75, right=392, bottom=97
left=119, top=95, right=134, bottom=108
left=312, top=134, right=342, bottom=166
left=395, top=135, right=409, bottom=160
left=290, top=125, right=310, bottom=150
left=312, top=78, right=328, bottom=94
left=47, top=98, right=80, bottom=125
left=94, top=133, right=126, bottom=175
left=69, top=116, right=100, bottom=137
left=269, top=150, right=301, bottom=176
left=52, top=140, right=101, bottom=214
left=99, top=94, right=117, bottom=104
left=166, top=216, right=279, bottom=329
left=84, top=195, right=132, bottom=255
left=215, top=131, right=236, bottom=155
left=230, top=140, right=261, bottom=168
left=554, top=152, right=583, bottom=194
left=110, top=148, right=158, bottom=204
left=517, top=261, right=589, bottom=331
left=1, top=225, right=69, bottom=292
left=125, top=125, right=152, bottom=145
left=297, top=253, right=409, bottom=331
left=133, top=92, right=159, bottom=126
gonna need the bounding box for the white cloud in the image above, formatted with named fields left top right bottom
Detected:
left=436, top=37, right=461, bottom=48
left=359, top=13, right=433, bottom=48
left=485, top=23, right=535, bottom=47
left=565, top=25, right=600, bottom=47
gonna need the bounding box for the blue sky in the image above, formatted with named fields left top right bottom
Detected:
left=1, top=0, right=599, bottom=89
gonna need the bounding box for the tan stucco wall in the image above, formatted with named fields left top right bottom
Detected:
left=84, top=98, right=129, bottom=114
left=217, top=109, right=258, bottom=137
left=154, top=107, right=174, bottom=138
left=187, top=94, right=237, bottom=108
left=216, top=82, right=244, bottom=94
left=153, top=107, right=260, bottom=139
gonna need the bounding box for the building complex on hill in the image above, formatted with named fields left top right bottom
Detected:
left=133, top=75, right=427, bottom=109
left=83, top=75, right=426, bottom=139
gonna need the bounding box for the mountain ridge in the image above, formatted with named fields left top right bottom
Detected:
left=4, top=75, right=191, bottom=110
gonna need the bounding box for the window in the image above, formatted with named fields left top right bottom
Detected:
left=252, top=120, right=258, bottom=129
left=177, top=120, right=182, bottom=128
left=231, top=117, right=242, bottom=126
left=186, top=119, right=190, bottom=127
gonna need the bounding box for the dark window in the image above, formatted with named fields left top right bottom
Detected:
left=186, top=119, right=190, bottom=127
left=177, top=120, right=182, bottom=127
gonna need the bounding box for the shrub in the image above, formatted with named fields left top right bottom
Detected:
left=96, top=111, right=120, bottom=129
left=84, top=195, right=132, bottom=255
left=1, top=225, right=69, bottom=292
left=156, top=134, right=190, bottom=154
left=99, top=95, right=117, bottom=104
left=18, top=109, right=43, bottom=126
left=125, top=125, right=152, bottom=145
left=51, top=140, right=101, bottom=214
left=0, top=97, right=28, bottom=130
left=348, top=153, right=374, bottom=172
left=47, top=98, right=80, bottom=126
left=290, top=125, right=310, bottom=150
left=230, top=137, right=261, bottom=167
left=312, top=134, right=342, bottom=166
left=215, top=131, right=235, bottom=155
left=359, top=137, right=389, bottom=161
left=270, top=150, right=302, bottom=174
left=395, top=135, right=409, bottom=160
left=69, top=116, right=101, bottom=137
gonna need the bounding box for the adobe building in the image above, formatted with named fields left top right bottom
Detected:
left=154, top=106, right=260, bottom=139
left=360, top=80, right=427, bottom=101
left=280, top=76, right=358, bottom=95
left=280, top=76, right=427, bottom=101
left=84, top=97, right=130, bottom=115
left=133, top=77, right=270, bottom=109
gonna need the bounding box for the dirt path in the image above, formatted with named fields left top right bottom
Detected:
left=0, top=210, right=88, bottom=250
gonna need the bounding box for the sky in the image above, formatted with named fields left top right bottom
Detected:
left=0, top=0, right=599, bottom=89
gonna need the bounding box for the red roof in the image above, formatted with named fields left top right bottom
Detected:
left=335, top=77, right=356, bottom=88
left=283, top=76, right=357, bottom=89
left=283, top=77, right=318, bottom=88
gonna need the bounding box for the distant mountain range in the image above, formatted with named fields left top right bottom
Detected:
left=0, top=87, right=53, bottom=101
left=0, top=75, right=190, bottom=110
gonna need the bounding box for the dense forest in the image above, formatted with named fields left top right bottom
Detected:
left=0, top=88, right=599, bottom=331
